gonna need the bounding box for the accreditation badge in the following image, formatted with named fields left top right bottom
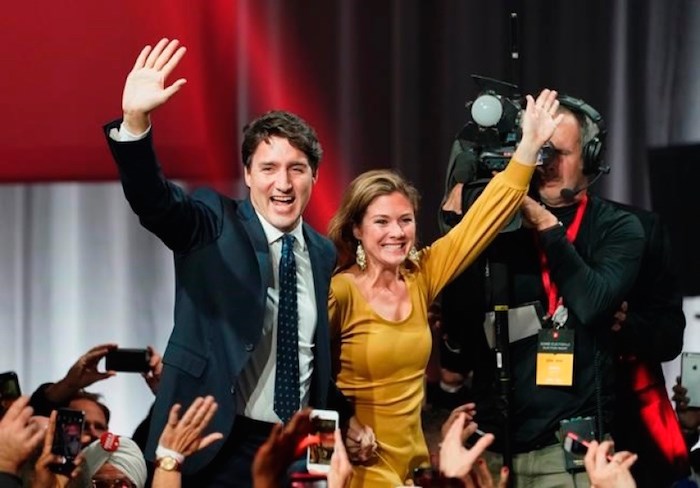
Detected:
left=536, top=328, right=574, bottom=386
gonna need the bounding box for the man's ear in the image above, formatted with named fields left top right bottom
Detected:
left=243, top=165, right=252, bottom=188
left=312, top=167, right=319, bottom=184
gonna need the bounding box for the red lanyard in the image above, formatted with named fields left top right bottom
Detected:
left=538, top=194, right=589, bottom=316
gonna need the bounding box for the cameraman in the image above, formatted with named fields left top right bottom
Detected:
left=439, top=95, right=644, bottom=487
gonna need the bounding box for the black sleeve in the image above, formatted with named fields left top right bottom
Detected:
left=539, top=208, right=645, bottom=327
left=615, top=213, right=685, bottom=361
left=0, top=472, right=21, bottom=488
left=28, top=383, right=67, bottom=417
left=103, top=120, right=223, bottom=253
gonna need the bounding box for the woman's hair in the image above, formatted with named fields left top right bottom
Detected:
left=328, top=169, right=420, bottom=271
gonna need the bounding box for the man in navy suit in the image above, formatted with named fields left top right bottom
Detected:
left=104, top=38, right=346, bottom=487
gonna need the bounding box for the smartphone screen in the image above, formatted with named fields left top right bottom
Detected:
left=306, top=409, right=338, bottom=473
left=0, top=371, right=21, bottom=415
left=50, top=408, right=85, bottom=475
left=105, top=348, right=151, bottom=373
left=563, top=432, right=589, bottom=455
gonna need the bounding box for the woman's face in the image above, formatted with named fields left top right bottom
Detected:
left=353, top=191, right=416, bottom=271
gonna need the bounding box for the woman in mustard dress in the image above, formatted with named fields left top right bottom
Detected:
left=327, top=89, right=563, bottom=487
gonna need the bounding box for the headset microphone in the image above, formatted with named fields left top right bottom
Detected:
left=559, top=165, right=610, bottom=201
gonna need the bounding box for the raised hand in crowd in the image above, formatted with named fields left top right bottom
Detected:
left=42, top=343, right=117, bottom=404
left=32, top=410, right=83, bottom=488
left=583, top=440, right=637, bottom=488
left=327, top=429, right=353, bottom=488
left=439, top=412, right=496, bottom=484
left=344, top=415, right=377, bottom=463
left=0, top=396, right=45, bottom=480
left=142, top=346, right=164, bottom=395
left=441, top=403, right=477, bottom=445
left=673, top=377, right=700, bottom=441
left=252, top=408, right=313, bottom=488
left=121, top=38, right=188, bottom=134
left=153, top=395, right=223, bottom=488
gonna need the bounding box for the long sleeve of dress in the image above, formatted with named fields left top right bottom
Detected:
left=420, top=159, right=534, bottom=303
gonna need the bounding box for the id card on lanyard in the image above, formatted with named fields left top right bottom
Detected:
left=535, top=195, right=588, bottom=386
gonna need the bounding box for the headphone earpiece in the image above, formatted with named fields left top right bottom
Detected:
left=557, top=95, right=607, bottom=175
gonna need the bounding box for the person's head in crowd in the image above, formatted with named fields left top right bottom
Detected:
left=328, top=169, right=421, bottom=273
left=81, top=435, right=147, bottom=488
left=68, top=391, right=110, bottom=448
left=241, top=110, right=322, bottom=233
left=536, top=100, right=603, bottom=208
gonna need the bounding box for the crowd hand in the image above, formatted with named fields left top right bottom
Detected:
left=514, top=89, right=564, bottom=164
left=439, top=412, right=495, bottom=482
left=440, top=403, right=477, bottom=444
left=464, top=460, right=509, bottom=488
left=344, top=416, right=377, bottom=463
left=252, top=408, right=313, bottom=488
left=673, top=377, right=700, bottom=432
left=122, top=38, right=188, bottom=134
left=441, top=183, right=464, bottom=215
left=611, top=301, right=628, bottom=332
left=520, top=196, right=559, bottom=231
left=583, top=440, right=637, bottom=488
left=327, top=429, right=352, bottom=488
left=0, top=396, right=45, bottom=476
left=44, top=343, right=117, bottom=404
left=142, top=346, right=164, bottom=395
left=32, top=410, right=83, bottom=488
left=158, top=396, right=223, bottom=457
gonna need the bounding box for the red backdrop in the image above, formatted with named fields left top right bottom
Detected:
left=0, top=1, right=341, bottom=227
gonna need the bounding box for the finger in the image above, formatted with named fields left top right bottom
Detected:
left=132, top=45, right=152, bottom=71
left=163, top=79, right=188, bottom=99
left=498, top=466, right=510, bottom=488
left=2, top=395, right=30, bottom=422
left=470, top=458, right=492, bottom=487
left=198, top=396, right=218, bottom=423
left=584, top=440, right=598, bottom=473
left=621, top=301, right=628, bottom=312
left=43, top=410, right=57, bottom=454
left=469, top=433, right=495, bottom=459
left=28, top=421, right=46, bottom=450
left=445, top=413, right=466, bottom=443
left=199, top=432, right=224, bottom=450
left=144, top=38, right=170, bottom=68
left=596, top=440, right=614, bottom=468
left=191, top=396, right=217, bottom=429
left=161, top=46, right=188, bottom=80
left=167, top=403, right=182, bottom=427
left=154, top=39, right=181, bottom=71
left=619, top=452, right=638, bottom=469
left=181, top=397, right=204, bottom=425
left=524, top=94, right=535, bottom=111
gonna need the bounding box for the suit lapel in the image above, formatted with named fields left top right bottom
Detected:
left=237, top=199, right=273, bottom=289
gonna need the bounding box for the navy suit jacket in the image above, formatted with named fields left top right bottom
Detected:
left=104, top=121, right=340, bottom=473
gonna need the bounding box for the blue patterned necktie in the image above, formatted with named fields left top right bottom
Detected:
left=274, top=234, right=299, bottom=423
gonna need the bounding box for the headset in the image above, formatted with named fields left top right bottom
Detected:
left=557, top=94, right=607, bottom=175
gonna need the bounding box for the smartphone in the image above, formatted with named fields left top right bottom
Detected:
left=306, top=409, right=339, bottom=474
left=50, top=408, right=85, bottom=475
left=681, top=352, right=700, bottom=407
left=0, top=371, right=21, bottom=415
left=105, top=348, right=151, bottom=373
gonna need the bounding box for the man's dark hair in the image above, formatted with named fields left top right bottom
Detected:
left=241, top=110, right=323, bottom=174
left=73, top=390, right=111, bottom=425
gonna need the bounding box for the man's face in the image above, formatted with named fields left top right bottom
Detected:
left=244, top=136, right=317, bottom=232
left=69, top=398, right=108, bottom=447
left=537, top=112, right=587, bottom=207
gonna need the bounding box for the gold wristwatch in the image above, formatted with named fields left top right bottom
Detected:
left=155, top=455, right=181, bottom=472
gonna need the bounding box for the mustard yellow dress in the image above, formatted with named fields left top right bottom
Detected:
left=329, top=161, right=534, bottom=487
